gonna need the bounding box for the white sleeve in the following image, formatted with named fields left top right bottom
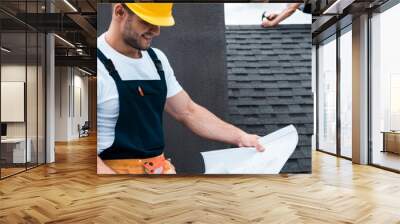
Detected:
left=97, top=59, right=105, bottom=105
left=97, top=60, right=118, bottom=104
left=153, top=48, right=183, bottom=98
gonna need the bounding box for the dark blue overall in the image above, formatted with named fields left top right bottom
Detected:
left=97, top=48, right=167, bottom=160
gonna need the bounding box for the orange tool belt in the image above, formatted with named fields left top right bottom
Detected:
left=102, top=154, right=175, bottom=174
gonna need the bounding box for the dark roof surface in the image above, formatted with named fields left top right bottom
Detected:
left=225, top=24, right=313, bottom=173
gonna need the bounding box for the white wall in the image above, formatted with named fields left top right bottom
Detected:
left=54, top=67, right=89, bottom=141
left=72, top=72, right=89, bottom=138
left=1, top=65, right=35, bottom=138
left=1, top=65, right=26, bottom=145
left=1, top=65, right=26, bottom=130
left=55, top=66, right=69, bottom=141
left=1, top=63, right=46, bottom=163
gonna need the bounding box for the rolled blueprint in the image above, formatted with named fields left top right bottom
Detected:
left=201, top=125, right=298, bottom=174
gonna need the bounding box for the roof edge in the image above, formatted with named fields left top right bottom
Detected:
left=226, top=24, right=311, bottom=30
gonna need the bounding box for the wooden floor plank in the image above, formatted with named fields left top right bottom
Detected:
left=0, top=135, right=399, bottom=223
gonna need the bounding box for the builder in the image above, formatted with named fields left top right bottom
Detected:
left=261, top=2, right=312, bottom=28
left=97, top=3, right=264, bottom=174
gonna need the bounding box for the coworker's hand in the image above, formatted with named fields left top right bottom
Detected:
left=261, top=13, right=279, bottom=28
left=262, top=19, right=279, bottom=28
left=237, top=133, right=265, bottom=152
left=266, top=13, right=278, bottom=21
left=97, top=156, right=116, bottom=174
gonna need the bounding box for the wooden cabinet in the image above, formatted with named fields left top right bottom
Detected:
left=382, top=132, right=400, bottom=154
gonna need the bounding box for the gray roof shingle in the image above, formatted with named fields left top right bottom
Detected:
left=226, top=24, right=313, bottom=173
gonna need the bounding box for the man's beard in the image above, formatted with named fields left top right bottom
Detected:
left=122, top=21, right=150, bottom=51
left=122, top=33, right=149, bottom=51
left=122, top=15, right=152, bottom=51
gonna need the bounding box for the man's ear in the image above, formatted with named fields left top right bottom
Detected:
left=113, top=3, right=125, bottom=19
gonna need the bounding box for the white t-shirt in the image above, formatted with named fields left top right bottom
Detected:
left=97, top=33, right=183, bottom=154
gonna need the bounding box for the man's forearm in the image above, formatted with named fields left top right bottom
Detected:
left=178, top=102, right=245, bottom=146
left=274, top=3, right=301, bottom=24
left=166, top=90, right=264, bottom=151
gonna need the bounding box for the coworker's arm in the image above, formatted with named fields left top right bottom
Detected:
left=165, top=90, right=264, bottom=151
left=262, top=3, right=301, bottom=27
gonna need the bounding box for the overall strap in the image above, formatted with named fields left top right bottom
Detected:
left=147, top=48, right=166, bottom=82
left=97, top=48, right=122, bottom=82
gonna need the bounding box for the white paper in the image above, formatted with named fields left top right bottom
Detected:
left=201, top=125, right=299, bottom=174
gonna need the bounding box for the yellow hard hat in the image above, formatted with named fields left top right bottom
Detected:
left=124, top=3, right=175, bottom=27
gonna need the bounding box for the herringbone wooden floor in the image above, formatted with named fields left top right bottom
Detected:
left=1, top=135, right=399, bottom=224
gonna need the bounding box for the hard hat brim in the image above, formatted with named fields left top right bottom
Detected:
left=136, top=12, right=175, bottom=27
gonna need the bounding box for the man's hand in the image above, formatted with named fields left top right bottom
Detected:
left=261, top=19, right=279, bottom=28
left=261, top=13, right=279, bottom=28
left=261, top=3, right=301, bottom=28
left=97, top=156, right=116, bottom=174
left=266, top=13, right=278, bottom=21
left=237, top=133, right=265, bottom=152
